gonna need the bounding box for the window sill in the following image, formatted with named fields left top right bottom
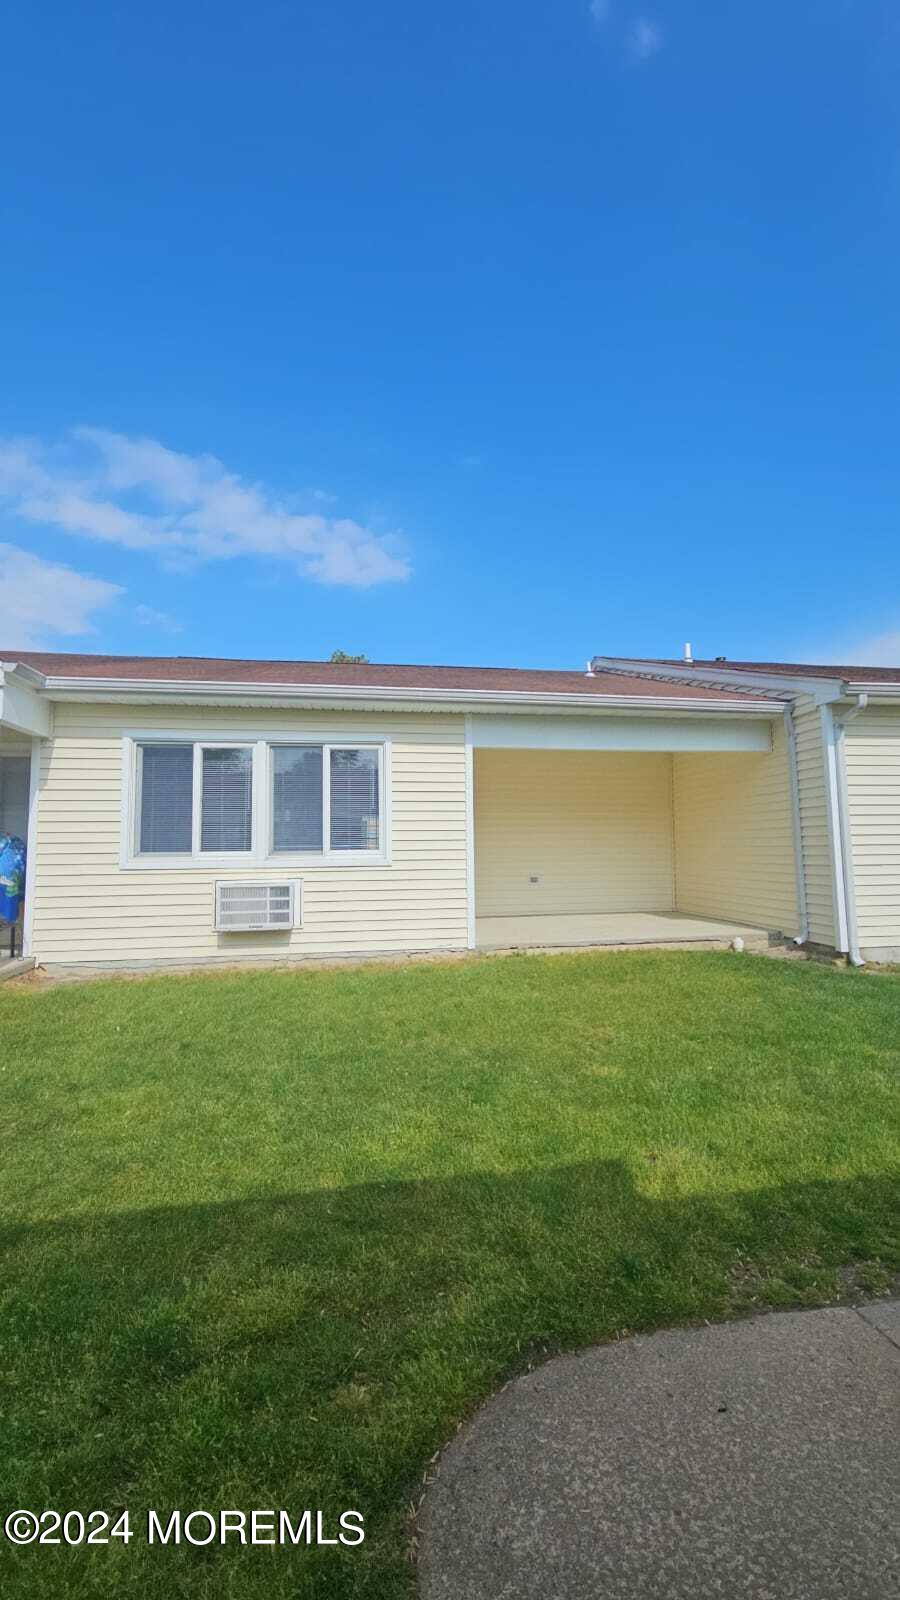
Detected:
left=120, top=853, right=392, bottom=871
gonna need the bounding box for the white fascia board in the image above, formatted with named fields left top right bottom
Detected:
left=41, top=674, right=781, bottom=716
left=590, top=656, right=844, bottom=701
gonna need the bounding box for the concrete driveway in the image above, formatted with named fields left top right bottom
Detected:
left=418, top=1301, right=900, bottom=1599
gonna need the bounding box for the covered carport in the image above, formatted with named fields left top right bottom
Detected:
left=470, top=707, right=800, bottom=952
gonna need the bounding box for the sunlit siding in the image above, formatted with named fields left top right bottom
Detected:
left=792, top=695, right=836, bottom=945
left=32, top=704, right=468, bottom=965
left=672, top=716, right=798, bottom=934
left=844, top=705, right=900, bottom=950
left=474, top=748, right=675, bottom=916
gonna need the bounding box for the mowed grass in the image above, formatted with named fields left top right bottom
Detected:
left=1, top=950, right=898, bottom=1598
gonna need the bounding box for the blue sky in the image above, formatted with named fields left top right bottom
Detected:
left=2, top=0, right=899, bottom=669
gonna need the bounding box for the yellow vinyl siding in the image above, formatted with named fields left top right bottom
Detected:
left=843, top=705, right=900, bottom=949
left=474, top=749, right=675, bottom=917
left=672, top=715, right=798, bottom=934
left=792, top=695, right=836, bottom=945
left=31, top=704, right=468, bottom=965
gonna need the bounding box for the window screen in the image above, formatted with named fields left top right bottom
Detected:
left=330, top=748, right=379, bottom=851
left=139, top=744, right=193, bottom=854
left=200, top=747, right=253, bottom=852
left=272, top=746, right=323, bottom=851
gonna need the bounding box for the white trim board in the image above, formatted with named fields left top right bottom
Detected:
left=464, top=716, right=476, bottom=950
left=22, top=738, right=42, bottom=958
left=468, top=714, right=773, bottom=752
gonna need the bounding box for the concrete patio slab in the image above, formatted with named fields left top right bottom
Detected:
left=475, top=911, right=771, bottom=952
left=418, top=1303, right=900, bottom=1600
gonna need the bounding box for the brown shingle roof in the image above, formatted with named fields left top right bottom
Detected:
left=0, top=651, right=773, bottom=702
left=620, top=657, right=900, bottom=684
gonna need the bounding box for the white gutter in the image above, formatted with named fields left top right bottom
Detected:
left=832, top=693, right=869, bottom=967
left=36, top=674, right=782, bottom=716
left=783, top=705, right=809, bottom=946
left=841, top=682, right=900, bottom=699
left=0, top=661, right=47, bottom=690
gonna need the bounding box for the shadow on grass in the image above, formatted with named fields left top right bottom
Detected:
left=1, top=1162, right=898, bottom=1599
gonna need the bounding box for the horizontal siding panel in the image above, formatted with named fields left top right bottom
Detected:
left=33, top=704, right=470, bottom=965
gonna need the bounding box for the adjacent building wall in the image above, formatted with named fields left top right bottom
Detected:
left=671, top=716, right=799, bottom=934
left=31, top=703, right=469, bottom=966
left=474, top=748, right=675, bottom=917
left=843, top=704, right=900, bottom=956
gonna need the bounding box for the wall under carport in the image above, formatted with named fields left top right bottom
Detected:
left=671, top=714, right=800, bottom=936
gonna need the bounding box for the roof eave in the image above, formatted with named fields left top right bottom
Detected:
left=590, top=656, right=844, bottom=699
left=39, top=674, right=781, bottom=715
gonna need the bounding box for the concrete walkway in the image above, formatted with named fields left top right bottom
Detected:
left=418, top=1302, right=900, bottom=1600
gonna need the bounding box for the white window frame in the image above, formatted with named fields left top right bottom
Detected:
left=121, top=732, right=392, bottom=870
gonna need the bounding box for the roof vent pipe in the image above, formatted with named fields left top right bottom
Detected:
left=683, top=642, right=693, bottom=664
left=585, top=660, right=594, bottom=677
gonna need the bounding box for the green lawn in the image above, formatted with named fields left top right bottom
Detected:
left=1, top=951, right=898, bottom=1598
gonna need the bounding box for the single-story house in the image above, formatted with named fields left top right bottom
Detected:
left=1, top=648, right=898, bottom=972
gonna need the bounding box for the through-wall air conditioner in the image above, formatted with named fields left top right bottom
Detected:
left=215, top=881, right=298, bottom=932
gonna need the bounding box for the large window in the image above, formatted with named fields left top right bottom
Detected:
left=272, top=745, right=381, bottom=854
left=130, top=738, right=385, bottom=865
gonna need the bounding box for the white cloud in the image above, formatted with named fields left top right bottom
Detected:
left=0, top=542, right=123, bottom=650
left=589, top=0, right=610, bottom=23
left=0, top=428, right=410, bottom=589
left=627, top=16, right=664, bottom=58
left=134, top=603, right=183, bottom=635
left=804, top=628, right=900, bottom=669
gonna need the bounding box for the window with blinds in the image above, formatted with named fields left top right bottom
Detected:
left=272, top=746, right=324, bottom=851
left=330, top=747, right=380, bottom=851
left=200, top=748, right=253, bottom=852
left=139, top=744, right=193, bottom=854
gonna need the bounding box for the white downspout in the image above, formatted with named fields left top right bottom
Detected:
left=783, top=705, right=809, bottom=945
left=833, top=693, right=868, bottom=968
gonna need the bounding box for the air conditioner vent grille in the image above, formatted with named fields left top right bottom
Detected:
left=215, top=881, right=297, bottom=932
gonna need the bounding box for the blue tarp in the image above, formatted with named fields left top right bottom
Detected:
left=0, top=835, right=26, bottom=924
